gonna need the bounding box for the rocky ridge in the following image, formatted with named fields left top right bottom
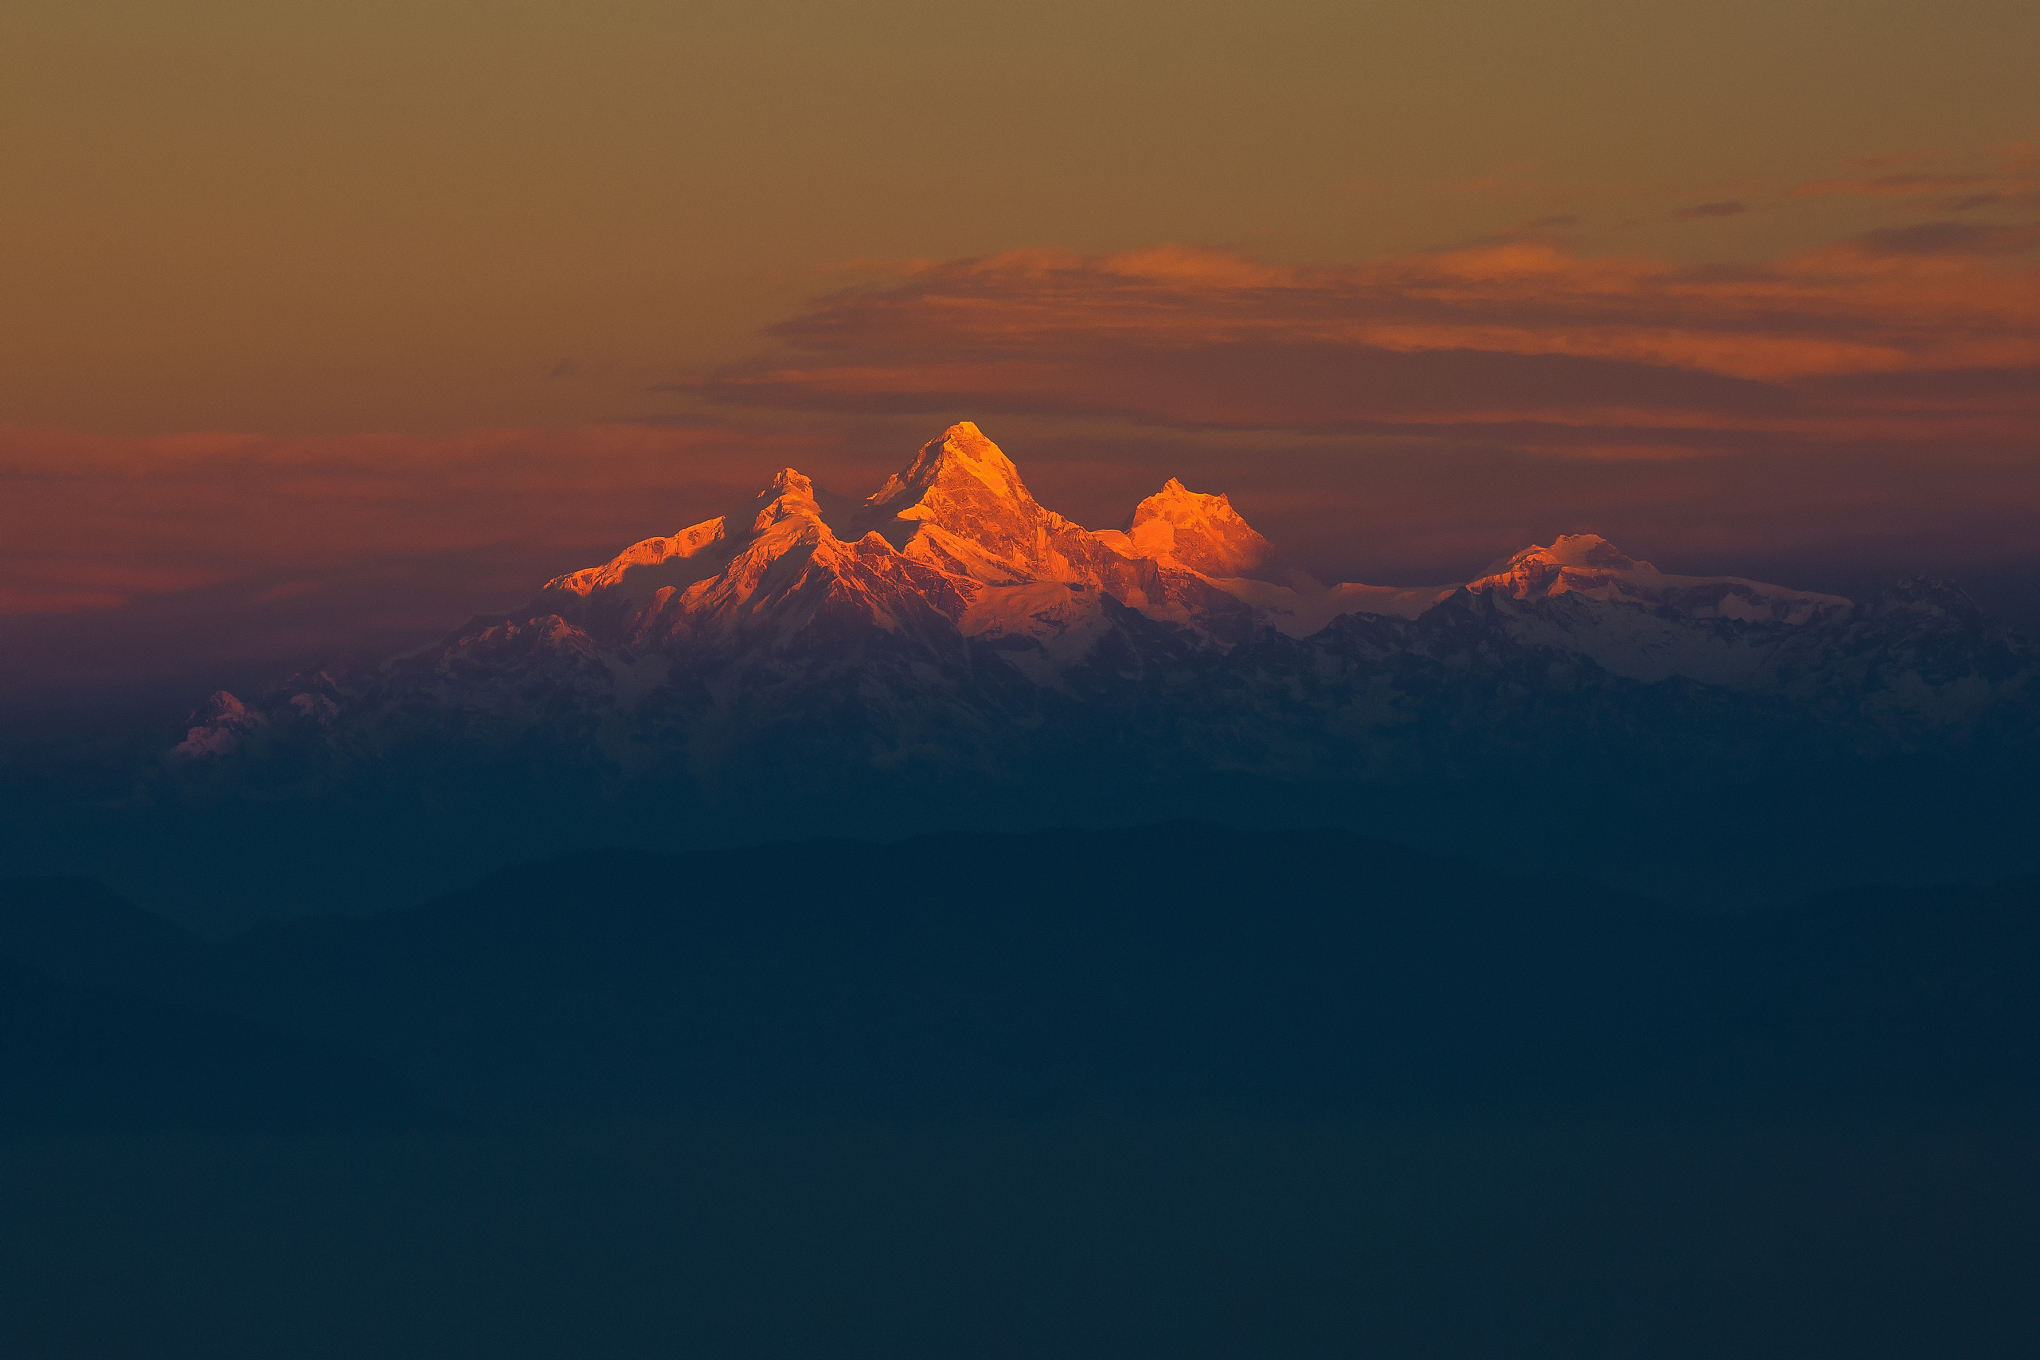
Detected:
left=172, top=423, right=2038, bottom=790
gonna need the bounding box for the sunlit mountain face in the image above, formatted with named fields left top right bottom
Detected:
left=7, top=421, right=2027, bottom=928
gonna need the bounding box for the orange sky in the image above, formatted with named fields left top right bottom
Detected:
left=3, top=1, right=2038, bottom=705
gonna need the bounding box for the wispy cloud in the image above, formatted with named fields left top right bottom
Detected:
left=682, top=224, right=2040, bottom=460
left=1848, top=221, right=2040, bottom=257
left=1791, top=172, right=1997, bottom=198
left=1794, top=140, right=2040, bottom=215
left=1673, top=201, right=1747, bottom=219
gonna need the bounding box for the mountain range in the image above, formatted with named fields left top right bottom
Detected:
left=0, top=419, right=2016, bottom=922
left=174, top=420, right=2035, bottom=779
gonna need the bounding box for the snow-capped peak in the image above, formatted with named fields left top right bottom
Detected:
left=863, top=422, right=1024, bottom=518
left=851, top=423, right=1108, bottom=588
left=749, top=466, right=863, bottom=536
left=1484, top=533, right=1653, bottom=577
left=1121, top=478, right=1276, bottom=580
left=538, top=468, right=830, bottom=609
left=1469, top=533, right=1847, bottom=625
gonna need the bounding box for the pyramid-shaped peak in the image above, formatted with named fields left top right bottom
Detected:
left=848, top=422, right=1113, bottom=583
left=861, top=423, right=1039, bottom=532
left=872, top=422, right=1026, bottom=505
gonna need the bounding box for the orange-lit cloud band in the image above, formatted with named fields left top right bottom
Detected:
left=688, top=230, right=2040, bottom=458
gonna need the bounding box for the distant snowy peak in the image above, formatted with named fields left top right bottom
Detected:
left=1110, top=478, right=1277, bottom=581
left=1469, top=533, right=1849, bottom=625
left=1483, top=533, right=1654, bottom=577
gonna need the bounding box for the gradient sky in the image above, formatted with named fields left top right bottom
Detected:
left=4, top=1, right=2038, bottom=710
